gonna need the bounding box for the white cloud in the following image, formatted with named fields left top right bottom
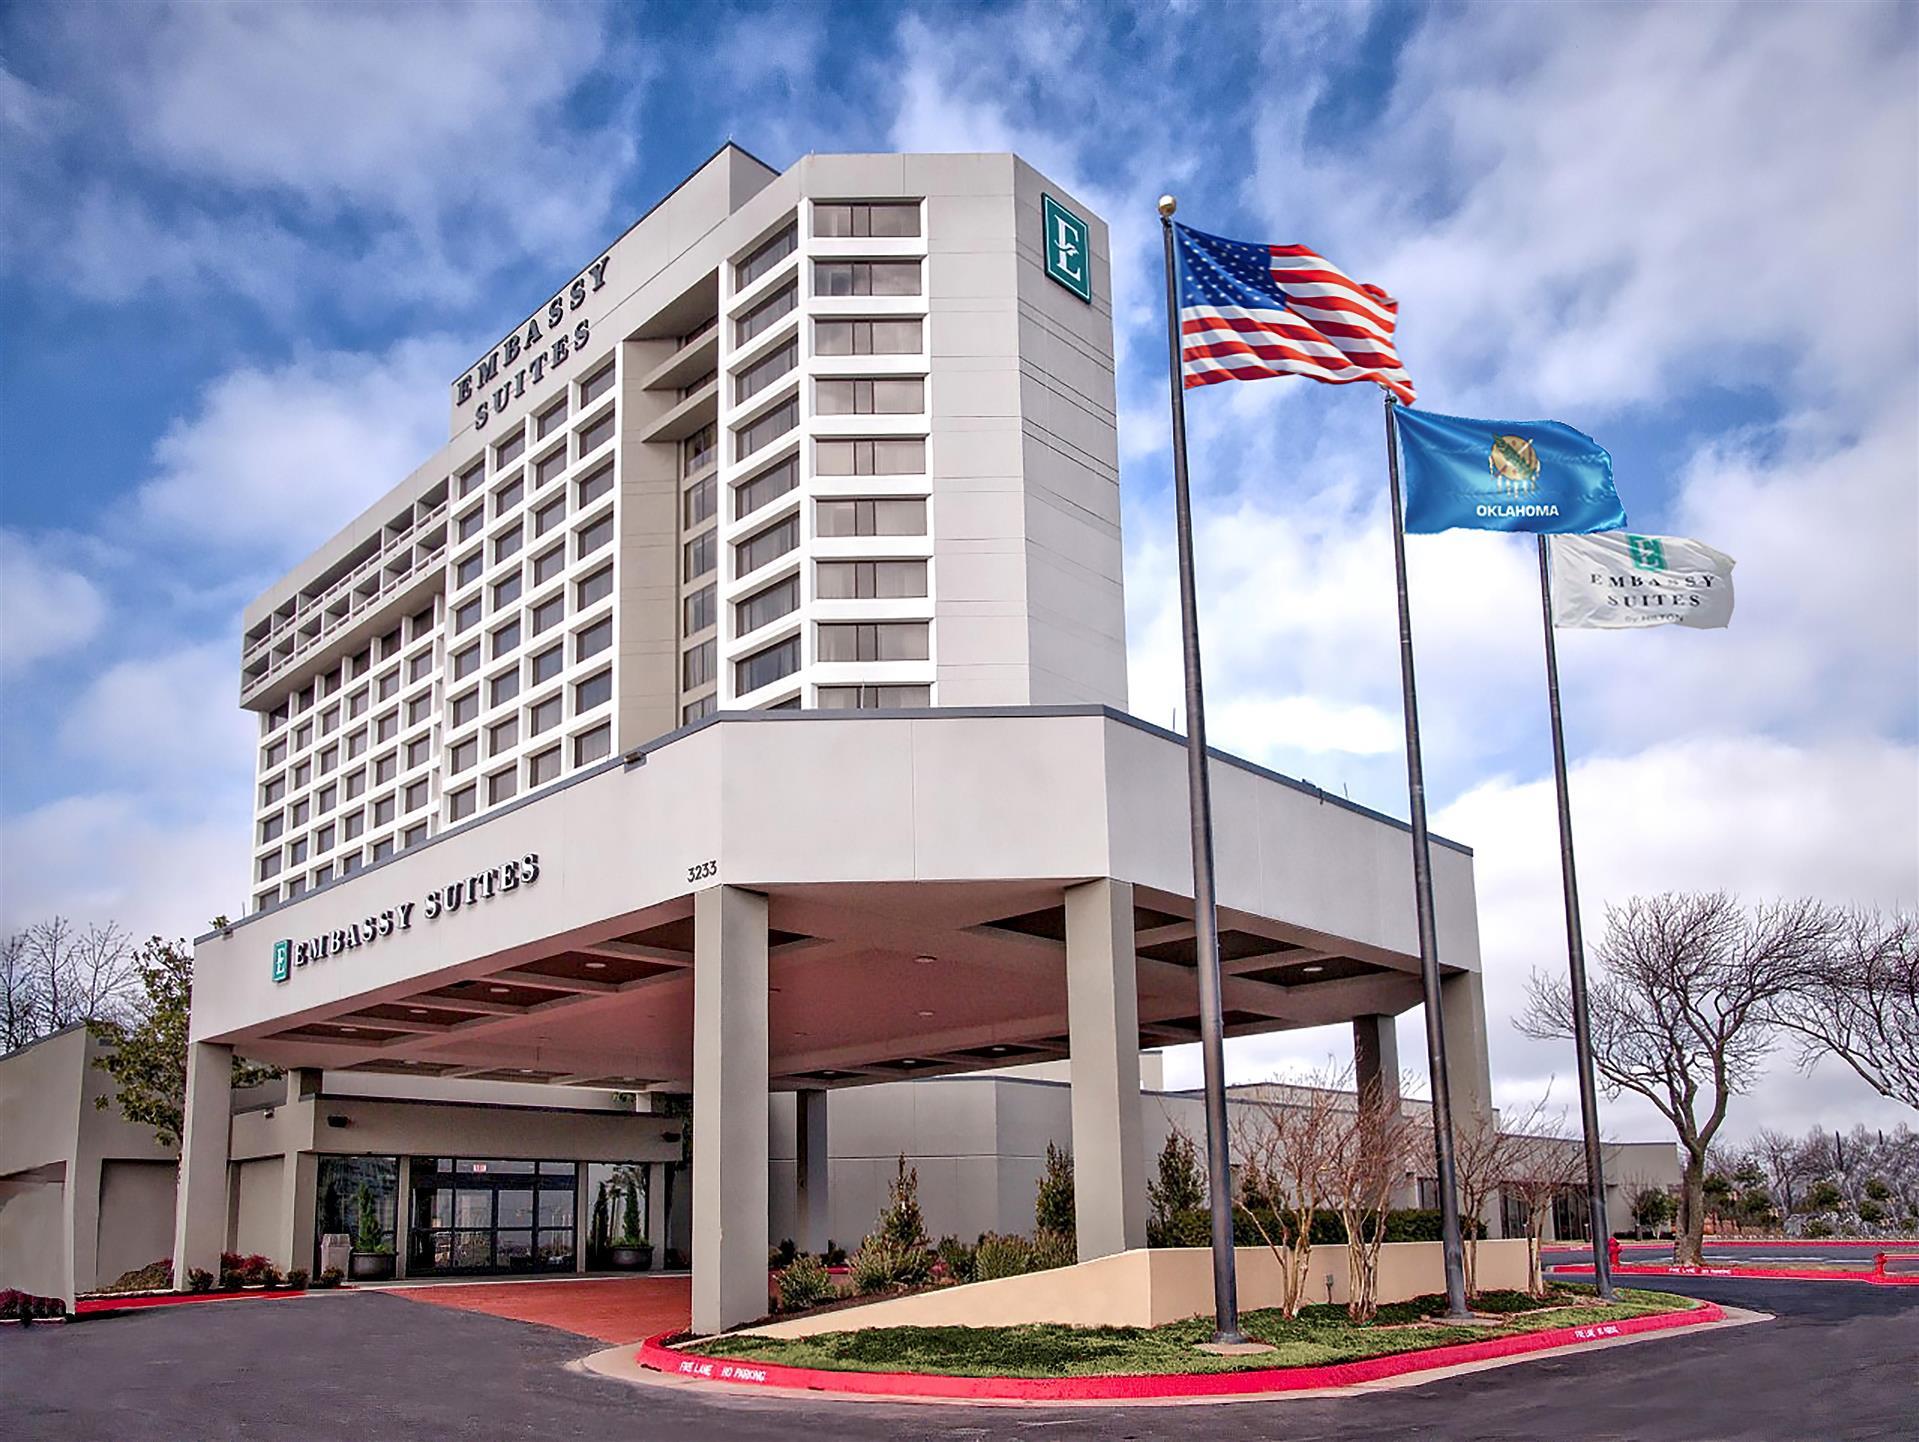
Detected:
left=0, top=531, right=108, bottom=674
left=134, top=336, right=469, bottom=552
left=58, top=641, right=256, bottom=783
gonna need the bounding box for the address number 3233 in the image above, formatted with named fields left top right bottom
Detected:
left=687, top=859, right=718, bottom=882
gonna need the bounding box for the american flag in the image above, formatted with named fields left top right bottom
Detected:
left=1175, top=223, right=1414, bottom=404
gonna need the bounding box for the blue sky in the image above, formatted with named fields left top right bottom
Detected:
left=2, top=0, right=1914, bottom=1142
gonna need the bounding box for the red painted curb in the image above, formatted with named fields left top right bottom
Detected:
left=74, top=1287, right=314, bottom=1315
left=1553, top=1262, right=1919, bottom=1286
left=1547, top=1238, right=1919, bottom=1251
left=635, top=1301, right=1722, bottom=1402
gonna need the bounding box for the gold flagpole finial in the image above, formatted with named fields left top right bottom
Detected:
left=1158, top=195, right=1177, bottom=217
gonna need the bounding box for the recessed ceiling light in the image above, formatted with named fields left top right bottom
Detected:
left=989, top=1045, right=1006, bottom=1053
left=409, top=1008, right=429, bottom=1016
left=901, top=1059, right=919, bottom=1067
left=584, top=960, right=607, bottom=970
left=339, top=1026, right=357, bottom=1033
left=913, top=954, right=937, bottom=966
left=916, top=1009, right=934, bottom=1018
left=1301, top=964, right=1325, bottom=975
left=489, top=986, right=510, bottom=995
left=520, top=1067, right=535, bottom=1074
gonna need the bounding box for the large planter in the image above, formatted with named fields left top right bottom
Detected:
left=349, top=1251, right=395, bottom=1282
left=607, top=1244, right=654, bottom=1272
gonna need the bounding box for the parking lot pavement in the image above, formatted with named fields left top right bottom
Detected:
left=2, top=1276, right=1912, bottom=1441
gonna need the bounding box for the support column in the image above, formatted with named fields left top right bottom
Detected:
left=646, top=1162, right=669, bottom=1264
left=1352, top=1013, right=1401, bottom=1115
left=796, top=1089, right=831, bottom=1255
left=1064, top=878, right=1148, bottom=1261
left=574, top=1164, right=590, bottom=1274
left=171, top=1042, right=233, bottom=1290
left=1439, top=971, right=1495, bottom=1123
left=691, top=885, right=769, bottom=1333
left=276, top=1151, right=319, bottom=1276
left=392, top=1155, right=412, bottom=1278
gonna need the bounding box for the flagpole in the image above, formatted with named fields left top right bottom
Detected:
left=1158, top=194, right=1243, bottom=1344
left=1382, top=393, right=1472, bottom=1321
left=1534, top=537, right=1616, bottom=1298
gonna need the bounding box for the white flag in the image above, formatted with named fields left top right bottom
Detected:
left=1548, top=532, right=1735, bottom=629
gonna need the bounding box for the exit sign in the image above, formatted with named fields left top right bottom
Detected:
left=1042, top=195, right=1092, bottom=302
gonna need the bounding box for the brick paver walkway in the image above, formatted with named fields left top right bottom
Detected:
left=388, top=1275, right=691, bottom=1343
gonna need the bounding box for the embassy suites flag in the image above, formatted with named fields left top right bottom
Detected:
left=1394, top=408, right=1626, bottom=534
left=1548, top=532, right=1736, bottom=629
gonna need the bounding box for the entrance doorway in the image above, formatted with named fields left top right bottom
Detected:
left=406, top=1158, right=577, bottom=1275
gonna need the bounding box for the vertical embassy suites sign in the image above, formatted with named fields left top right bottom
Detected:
left=454, top=254, right=611, bottom=431
left=1042, top=195, right=1092, bottom=303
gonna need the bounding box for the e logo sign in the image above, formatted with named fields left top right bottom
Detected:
left=272, top=939, right=292, bottom=983
left=1042, top=195, right=1092, bottom=302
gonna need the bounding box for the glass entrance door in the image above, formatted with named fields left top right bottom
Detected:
left=407, top=1158, right=578, bottom=1275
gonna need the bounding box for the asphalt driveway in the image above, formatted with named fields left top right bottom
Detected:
left=2, top=1275, right=1911, bottom=1441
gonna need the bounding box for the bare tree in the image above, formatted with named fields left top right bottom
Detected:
left=1749, top=1127, right=1816, bottom=1221
left=1773, top=908, right=1918, bottom=1112
left=1454, top=1092, right=1565, bottom=1296
left=1, top=917, right=139, bottom=1049
left=1502, top=1121, right=1588, bottom=1297
left=1519, top=892, right=1831, bottom=1265
left=1230, top=1074, right=1344, bottom=1317
left=1325, top=1086, right=1421, bottom=1322
left=1, top=930, right=41, bottom=1052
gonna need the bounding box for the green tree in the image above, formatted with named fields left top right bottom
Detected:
left=876, top=1154, right=928, bottom=1252
left=1631, top=1186, right=1675, bottom=1238
left=87, top=928, right=276, bottom=1148
left=620, top=1172, right=644, bottom=1245
left=1035, top=1142, right=1075, bottom=1240
left=1147, top=1125, right=1206, bottom=1244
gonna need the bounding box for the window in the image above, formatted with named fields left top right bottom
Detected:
left=260, top=813, right=284, bottom=844
left=490, top=717, right=519, bottom=755
left=534, top=495, right=566, bottom=537
left=535, top=448, right=567, bottom=488
left=494, top=522, right=524, bottom=565
left=736, top=283, right=796, bottom=345
left=448, top=785, right=477, bottom=821
left=815, top=497, right=927, bottom=536
left=574, top=723, right=612, bottom=766
left=319, top=745, right=339, bottom=774
left=576, top=565, right=613, bottom=609
left=343, top=768, right=367, bottom=801
left=530, top=644, right=564, bottom=685
left=488, top=768, right=518, bottom=806
left=580, top=362, right=615, bottom=407
left=576, top=513, right=613, bottom=559
left=496, top=474, right=526, bottom=513
left=815, top=437, right=926, bottom=477
left=736, top=636, right=800, bottom=693
left=536, top=398, right=568, bottom=439
left=346, top=688, right=368, bottom=719
left=735, top=515, right=798, bottom=574
left=370, top=837, right=395, bottom=864
left=409, top=650, right=436, bottom=685
left=317, top=784, right=337, bottom=813
left=340, top=852, right=363, bottom=876
left=374, top=752, right=397, bottom=785
left=735, top=340, right=797, bottom=404
left=735, top=398, right=796, bottom=460
left=576, top=461, right=613, bottom=509
left=577, top=411, right=615, bottom=457
left=451, top=643, right=480, bottom=681
left=377, top=668, right=401, bottom=701
left=405, top=736, right=431, bottom=770
left=294, top=721, right=313, bottom=750
left=373, top=794, right=396, bottom=827
left=321, top=705, right=340, bottom=735
left=577, top=615, right=613, bottom=661
left=450, top=689, right=480, bottom=727
left=450, top=736, right=478, bottom=773
left=736, top=222, right=797, bottom=287
left=289, top=799, right=309, bottom=827
left=682, top=639, right=716, bottom=690
left=574, top=668, right=612, bottom=712
left=528, top=745, right=562, bottom=785
left=682, top=586, right=716, bottom=637
left=492, top=619, right=521, bottom=658
left=404, top=779, right=429, bottom=812
left=814, top=201, right=920, bottom=238
left=258, top=852, right=283, bottom=881
left=681, top=422, right=716, bottom=477
left=345, top=728, right=369, bottom=760
left=493, top=572, right=523, bottom=609
left=531, top=594, right=565, bottom=635
left=816, top=559, right=928, bottom=599
left=815, top=317, right=923, bottom=356
left=814, top=259, right=921, bottom=297
left=405, top=693, right=431, bottom=727
left=288, top=837, right=308, bottom=865
left=403, top=823, right=427, bottom=849
left=457, top=506, right=485, bottom=543
left=263, top=739, right=288, bottom=768
left=815, top=377, right=924, bottom=415
left=818, top=621, right=930, bottom=662
left=494, top=430, right=526, bottom=469
left=313, top=862, right=333, bottom=885
left=458, top=460, right=485, bottom=497
left=532, top=544, right=566, bottom=587
left=683, top=473, right=716, bottom=528
left=342, top=808, right=365, bottom=839
left=735, top=455, right=798, bottom=520
left=292, top=761, right=312, bottom=789
left=284, top=877, right=305, bottom=901
left=455, top=597, right=482, bottom=634
left=490, top=667, right=521, bottom=707
left=529, top=694, right=563, bottom=736
left=682, top=695, right=715, bottom=724
left=314, top=823, right=335, bottom=852
left=262, top=776, right=286, bottom=805
left=737, top=575, right=799, bottom=634
left=684, top=530, right=717, bottom=582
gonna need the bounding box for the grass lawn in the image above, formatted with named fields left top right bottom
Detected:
left=680, top=1286, right=1695, bottom=1378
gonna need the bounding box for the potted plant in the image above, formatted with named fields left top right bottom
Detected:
left=348, top=1182, right=395, bottom=1282
left=606, top=1171, right=652, bottom=1271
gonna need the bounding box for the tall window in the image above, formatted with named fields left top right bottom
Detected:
left=815, top=497, right=927, bottom=537
left=815, top=377, right=924, bottom=416
left=735, top=636, right=800, bottom=694
left=735, top=515, right=798, bottom=575
left=817, top=621, right=929, bottom=662
left=735, top=340, right=797, bottom=404
left=735, top=284, right=796, bottom=345
left=683, top=639, right=716, bottom=690
left=735, top=398, right=797, bottom=460
left=736, top=223, right=798, bottom=288
left=815, top=318, right=923, bottom=356
left=814, top=260, right=921, bottom=297
left=735, top=456, right=798, bottom=520
left=818, top=684, right=931, bottom=710
left=813, top=201, right=920, bottom=238
left=814, top=437, right=925, bottom=476
left=683, top=585, right=716, bottom=636
left=684, top=530, right=717, bottom=582
left=736, top=575, right=799, bottom=635
left=681, top=422, right=716, bottom=477
left=816, top=559, right=927, bottom=599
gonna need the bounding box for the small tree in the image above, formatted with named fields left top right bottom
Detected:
left=354, top=1183, right=385, bottom=1253
left=620, top=1173, right=643, bottom=1246
left=1324, top=1086, right=1419, bottom=1321
left=591, top=1181, right=610, bottom=1255
left=1503, top=1128, right=1586, bottom=1296
left=1230, top=1075, right=1343, bottom=1317
left=1630, top=1185, right=1675, bottom=1239
left=1453, top=1109, right=1521, bottom=1297
left=1034, top=1142, right=1075, bottom=1241
left=876, top=1154, right=928, bottom=1253
left=1147, top=1124, right=1206, bottom=1245
left=1520, top=893, right=1830, bottom=1265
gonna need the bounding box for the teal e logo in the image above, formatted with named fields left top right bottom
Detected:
left=272, top=939, right=291, bottom=983
left=1042, top=195, right=1092, bottom=302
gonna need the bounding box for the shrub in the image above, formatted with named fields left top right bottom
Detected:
left=1148, top=1128, right=1207, bottom=1246
left=1, top=1290, right=68, bottom=1323
left=875, top=1156, right=930, bottom=1253
left=217, top=1271, right=245, bottom=1292
left=1805, top=1218, right=1834, bottom=1238
left=1035, top=1143, right=1075, bottom=1240
left=186, top=1268, right=215, bottom=1294
left=849, top=1239, right=920, bottom=1295
left=770, top=1238, right=799, bottom=1269
left=102, top=1259, right=174, bottom=1294
left=260, top=1267, right=285, bottom=1290
left=220, top=1252, right=245, bottom=1273
left=974, top=1232, right=1034, bottom=1281
left=935, top=1235, right=977, bottom=1285
left=823, top=1240, right=848, bottom=1268
left=776, top=1255, right=835, bottom=1312
left=1031, top=1229, right=1077, bottom=1272
left=285, top=1269, right=309, bottom=1291
left=313, top=1267, right=345, bottom=1289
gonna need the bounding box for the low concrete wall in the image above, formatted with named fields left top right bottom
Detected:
left=744, top=1240, right=1538, bottom=1337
